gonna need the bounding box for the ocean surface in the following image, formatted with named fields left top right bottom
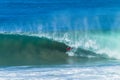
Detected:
left=0, top=0, right=120, bottom=80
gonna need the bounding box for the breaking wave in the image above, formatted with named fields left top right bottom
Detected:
left=0, top=31, right=119, bottom=65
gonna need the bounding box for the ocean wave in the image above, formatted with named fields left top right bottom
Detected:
left=0, top=32, right=117, bottom=65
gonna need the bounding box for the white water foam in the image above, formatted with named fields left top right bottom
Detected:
left=0, top=65, right=120, bottom=80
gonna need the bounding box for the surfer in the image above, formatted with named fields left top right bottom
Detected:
left=66, top=47, right=72, bottom=51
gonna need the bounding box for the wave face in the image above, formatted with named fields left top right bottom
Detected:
left=0, top=0, right=120, bottom=65
left=0, top=34, right=69, bottom=65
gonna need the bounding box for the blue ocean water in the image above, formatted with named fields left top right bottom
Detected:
left=0, top=0, right=120, bottom=80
